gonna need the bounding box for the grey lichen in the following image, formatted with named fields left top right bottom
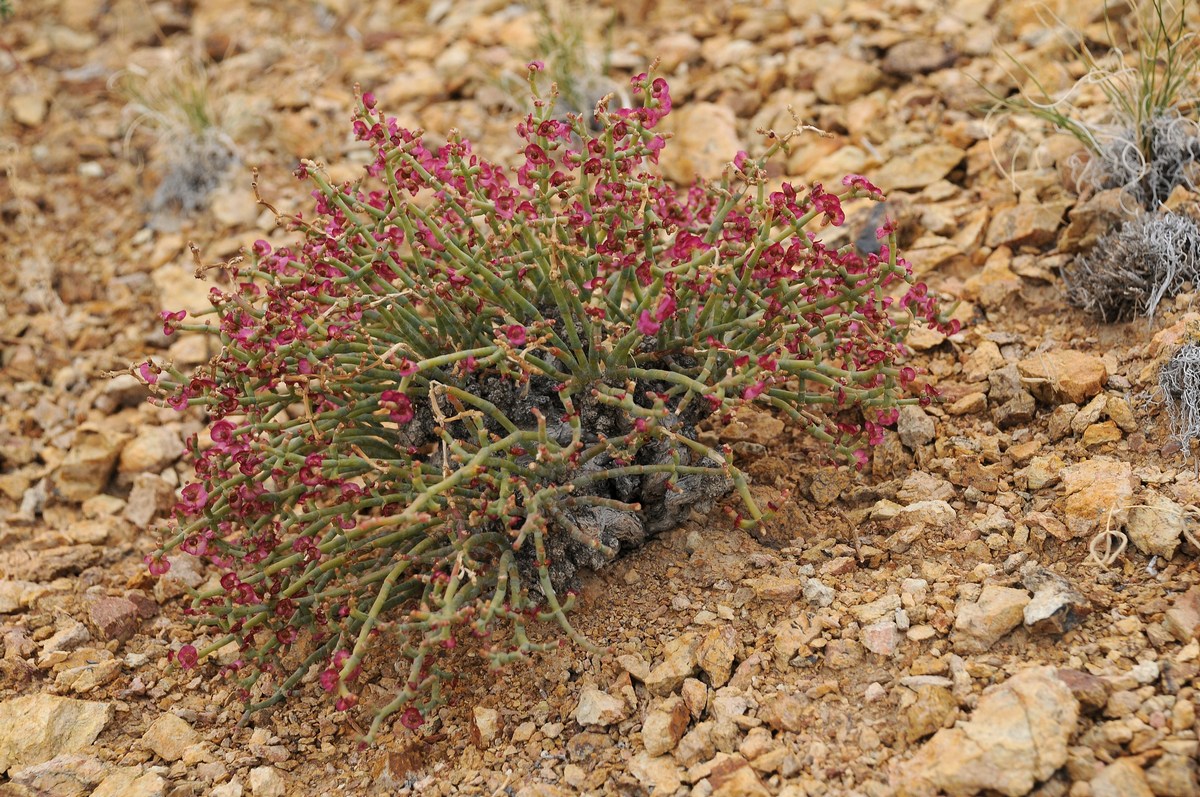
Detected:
left=1064, top=210, right=1200, bottom=321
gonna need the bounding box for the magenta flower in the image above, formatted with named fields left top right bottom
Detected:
left=742, top=381, right=766, bottom=400
left=178, top=482, right=209, bottom=514
left=637, top=310, right=661, bottom=336
left=160, top=309, right=186, bottom=336
left=177, top=644, right=199, bottom=669
left=210, top=420, right=235, bottom=446
left=843, top=173, right=885, bottom=200
left=400, top=707, right=424, bottom=729
left=655, top=294, right=677, bottom=322
left=505, top=325, right=527, bottom=346
left=380, top=390, right=414, bottom=424
left=144, top=555, right=170, bottom=576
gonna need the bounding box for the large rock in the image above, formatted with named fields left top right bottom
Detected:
left=471, top=707, right=500, bottom=747
left=985, top=203, right=1070, bottom=249
left=659, top=103, right=742, bottom=184
left=573, top=688, right=628, bottom=728
left=904, top=686, right=957, bottom=743
left=758, top=692, right=807, bottom=733
left=1090, top=758, right=1155, bottom=797
left=1164, top=586, right=1200, bottom=643
left=893, top=667, right=1079, bottom=797
left=0, top=695, right=113, bottom=774
left=0, top=580, right=47, bottom=614
left=628, top=751, right=683, bottom=794
left=882, top=40, right=958, bottom=76
left=1144, top=754, right=1199, bottom=797
left=964, top=340, right=1006, bottom=383
left=87, top=596, right=140, bottom=642
left=141, top=714, right=200, bottom=763
left=123, top=473, right=177, bottom=529
left=1017, top=350, right=1107, bottom=405
left=53, top=425, right=127, bottom=502
left=697, top=626, right=738, bottom=688
left=874, top=143, right=965, bottom=192
left=645, top=633, right=701, bottom=696
left=814, top=58, right=883, bottom=104
left=641, top=696, right=689, bottom=757
left=1060, top=458, right=1137, bottom=539
left=898, top=406, right=936, bottom=449
left=8, top=753, right=107, bottom=796
left=1126, top=491, right=1186, bottom=559
left=895, top=500, right=956, bottom=529
left=118, top=428, right=185, bottom=475
left=987, top=364, right=1036, bottom=429
left=1021, top=564, right=1091, bottom=636
left=249, top=766, right=286, bottom=797
left=708, top=754, right=771, bottom=797
left=89, top=766, right=167, bottom=797
left=952, top=585, right=1030, bottom=653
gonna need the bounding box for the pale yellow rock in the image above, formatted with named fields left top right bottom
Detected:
left=0, top=695, right=113, bottom=774
left=573, top=688, right=627, bottom=727
left=893, top=667, right=1079, bottom=797
left=1018, top=350, right=1108, bottom=405
left=952, top=585, right=1030, bottom=654
left=9, top=94, right=49, bottom=127
left=873, top=143, right=965, bottom=192
left=1091, top=758, right=1155, bottom=797
left=1061, top=457, right=1138, bottom=539
left=141, top=714, right=200, bottom=763
left=641, top=695, right=689, bottom=757
left=985, top=202, right=1070, bottom=248
left=659, top=103, right=742, bottom=184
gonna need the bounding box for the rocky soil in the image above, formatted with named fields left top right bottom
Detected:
left=1, top=0, right=1199, bottom=796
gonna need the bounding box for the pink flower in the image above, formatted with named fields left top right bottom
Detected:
left=362, top=91, right=377, bottom=109
left=137, top=362, right=158, bottom=384
left=742, top=381, right=766, bottom=400
left=380, top=390, right=414, bottom=424
left=400, top=707, right=424, bottom=729
left=810, top=185, right=845, bottom=226
left=843, top=174, right=885, bottom=200
left=178, top=482, right=209, bottom=514
left=177, top=644, right=198, bottom=669
left=144, top=555, right=171, bottom=576
left=655, top=294, right=677, bottom=323
left=637, top=310, right=661, bottom=336
left=160, top=309, right=186, bottom=336
left=210, top=420, right=235, bottom=446
left=505, top=325, right=527, bottom=346
left=646, top=135, right=665, bottom=163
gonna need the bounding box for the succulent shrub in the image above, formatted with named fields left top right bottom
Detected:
left=137, top=68, right=952, bottom=740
